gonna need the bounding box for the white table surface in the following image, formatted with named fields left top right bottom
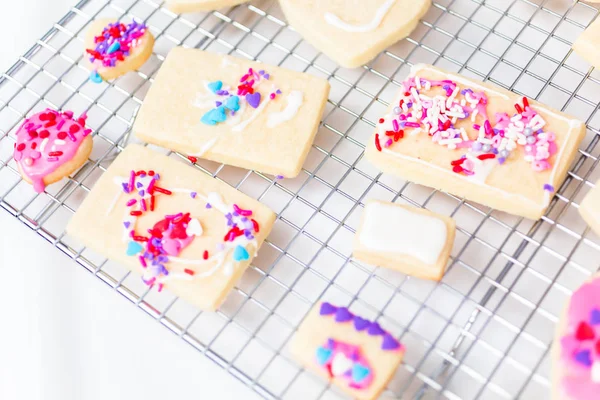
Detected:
left=0, top=2, right=260, bottom=399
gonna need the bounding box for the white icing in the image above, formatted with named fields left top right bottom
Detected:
left=186, top=218, right=203, bottom=237
left=358, top=202, right=447, bottom=265
left=221, top=57, right=237, bottom=68
left=466, top=157, right=496, bottom=185
left=267, top=91, right=303, bottom=128
left=592, top=361, right=600, bottom=383
left=192, top=137, right=218, bottom=157
left=331, top=353, right=353, bottom=376
left=232, top=95, right=272, bottom=132
left=324, top=0, right=395, bottom=33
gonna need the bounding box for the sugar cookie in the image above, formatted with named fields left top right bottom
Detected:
left=579, top=181, right=600, bottom=236
left=84, top=19, right=154, bottom=83
left=13, top=108, right=93, bottom=193
left=551, top=274, right=600, bottom=400
left=353, top=201, right=455, bottom=281
left=134, top=48, right=330, bottom=178
left=66, top=144, right=276, bottom=311
left=290, top=302, right=405, bottom=400
left=573, top=18, right=600, bottom=71
left=278, top=0, right=431, bottom=68
left=166, top=0, right=248, bottom=13
left=365, top=64, right=586, bottom=220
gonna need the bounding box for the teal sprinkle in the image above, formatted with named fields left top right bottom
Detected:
left=351, top=364, right=371, bottom=383
left=315, top=347, right=333, bottom=365
left=225, top=95, right=240, bottom=112
left=232, top=245, right=250, bottom=262
left=89, top=70, right=102, bottom=84
left=207, top=80, right=223, bottom=94
left=126, top=241, right=144, bottom=256
left=107, top=41, right=121, bottom=54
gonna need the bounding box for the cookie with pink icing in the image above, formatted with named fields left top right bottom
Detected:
left=552, top=275, right=600, bottom=399
left=13, top=108, right=93, bottom=193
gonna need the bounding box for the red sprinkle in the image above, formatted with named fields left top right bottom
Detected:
left=375, top=134, right=382, bottom=152
left=150, top=195, right=155, bottom=211
left=385, top=130, right=396, bottom=137
left=48, top=151, right=63, bottom=157
left=203, top=250, right=209, bottom=260
left=57, top=131, right=67, bottom=140
left=514, top=104, right=523, bottom=114
left=39, top=130, right=50, bottom=139
left=16, top=143, right=25, bottom=151
left=130, top=211, right=142, bottom=216
left=477, top=154, right=495, bottom=160
left=575, top=321, right=595, bottom=341
left=378, top=118, right=384, bottom=124
left=153, top=186, right=172, bottom=195
left=442, top=119, right=451, bottom=131
left=451, top=158, right=466, bottom=166
left=522, top=97, right=529, bottom=109
left=188, top=156, right=198, bottom=163
left=148, top=170, right=155, bottom=176
left=251, top=219, right=260, bottom=233
left=394, top=130, right=404, bottom=142
left=452, top=165, right=464, bottom=173
left=184, top=269, right=195, bottom=276
left=133, top=236, right=148, bottom=242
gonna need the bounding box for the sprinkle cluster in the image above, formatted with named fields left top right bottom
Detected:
left=376, top=76, right=559, bottom=187
left=562, top=308, right=600, bottom=382
left=13, top=108, right=91, bottom=192
left=316, top=339, right=374, bottom=389
left=319, top=302, right=401, bottom=351
left=200, top=68, right=281, bottom=126
left=86, top=21, right=148, bottom=82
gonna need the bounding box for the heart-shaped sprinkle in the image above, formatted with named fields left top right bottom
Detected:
left=89, top=70, right=103, bottom=84
left=200, top=106, right=227, bottom=126
left=225, top=95, right=241, bottom=112
left=319, top=302, right=337, bottom=316
left=246, top=92, right=261, bottom=109
left=186, top=218, right=203, bottom=237
left=126, top=241, right=144, bottom=256
left=334, top=307, right=353, bottom=323
left=574, top=349, right=593, bottom=367
left=232, top=245, right=250, bottom=262
left=367, top=322, right=385, bottom=336
left=207, top=80, right=223, bottom=94
left=353, top=316, right=370, bottom=331
left=590, top=309, right=600, bottom=326
left=575, top=321, right=595, bottom=341
left=39, top=113, right=49, bottom=121
left=331, top=354, right=353, bottom=376
left=315, top=347, right=333, bottom=366
left=381, top=333, right=401, bottom=351
left=351, top=364, right=371, bottom=383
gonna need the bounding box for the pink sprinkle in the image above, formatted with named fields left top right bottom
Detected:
left=473, top=124, right=480, bottom=130
left=240, top=74, right=249, bottom=82
left=405, top=122, right=420, bottom=128
left=233, top=204, right=253, bottom=216
left=139, top=256, right=147, bottom=268
left=484, top=120, right=492, bottom=136
left=157, top=283, right=164, bottom=292
left=47, top=157, right=59, bottom=162
left=147, top=178, right=156, bottom=194
left=126, top=199, right=137, bottom=207
left=128, top=170, right=135, bottom=193
left=83, top=129, right=92, bottom=136
left=270, top=93, right=275, bottom=100
left=392, top=119, right=399, bottom=132
left=140, top=198, right=147, bottom=212
left=57, top=120, right=65, bottom=130
left=385, top=139, right=393, bottom=147
left=68, top=132, right=77, bottom=142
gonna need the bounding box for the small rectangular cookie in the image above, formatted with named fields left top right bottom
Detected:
left=134, top=47, right=330, bottom=178
left=579, top=181, right=600, bottom=236
left=290, top=302, right=405, bottom=400
left=573, top=18, right=600, bottom=70
left=353, top=200, right=455, bottom=281
left=165, top=0, right=248, bottom=13
left=365, top=64, right=586, bottom=220
left=66, top=144, right=276, bottom=311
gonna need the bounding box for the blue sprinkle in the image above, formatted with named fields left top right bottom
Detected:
left=225, top=96, right=240, bottom=112
left=207, top=80, right=223, bottom=94
left=107, top=41, right=121, bottom=54
left=351, top=364, right=371, bottom=383
left=89, top=70, right=103, bottom=84
left=315, top=347, right=332, bottom=365
left=232, top=245, right=250, bottom=262
left=126, top=241, right=144, bottom=256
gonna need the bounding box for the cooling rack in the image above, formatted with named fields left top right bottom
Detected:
left=1, top=0, right=600, bottom=398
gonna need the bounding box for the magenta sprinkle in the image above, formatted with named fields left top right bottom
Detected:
left=128, top=170, right=135, bottom=193
left=139, top=256, right=147, bottom=268
left=126, top=199, right=137, bottom=207
left=405, top=122, right=420, bottom=128
left=56, top=120, right=65, bottom=130
left=392, top=119, right=399, bottom=132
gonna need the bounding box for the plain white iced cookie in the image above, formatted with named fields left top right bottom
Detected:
left=278, top=0, right=431, bottom=68
left=66, top=144, right=276, bottom=311
left=134, top=47, right=330, bottom=178
left=365, top=64, right=586, bottom=220
left=353, top=200, right=455, bottom=281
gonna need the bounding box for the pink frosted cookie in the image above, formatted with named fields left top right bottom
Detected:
left=13, top=108, right=93, bottom=193
left=290, top=302, right=405, bottom=400
left=552, top=275, right=600, bottom=399
left=84, top=19, right=154, bottom=83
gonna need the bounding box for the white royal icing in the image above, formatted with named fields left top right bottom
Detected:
left=324, top=0, right=395, bottom=33
left=267, top=90, right=304, bottom=128
left=358, top=202, right=447, bottom=265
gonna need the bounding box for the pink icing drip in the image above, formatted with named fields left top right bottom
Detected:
left=560, top=277, right=600, bottom=399
left=13, top=108, right=89, bottom=192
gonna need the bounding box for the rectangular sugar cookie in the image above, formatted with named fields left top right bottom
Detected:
left=290, top=302, right=405, bottom=400
left=166, top=0, right=248, bottom=13
left=66, top=144, right=276, bottom=311
left=134, top=48, right=330, bottom=178
left=365, top=64, right=586, bottom=220
left=573, top=18, right=600, bottom=70
left=579, top=181, right=600, bottom=236
left=353, top=200, right=455, bottom=281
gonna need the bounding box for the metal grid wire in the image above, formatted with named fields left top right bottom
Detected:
left=1, top=0, right=600, bottom=398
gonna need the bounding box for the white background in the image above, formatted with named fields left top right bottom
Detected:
left=0, top=2, right=259, bottom=399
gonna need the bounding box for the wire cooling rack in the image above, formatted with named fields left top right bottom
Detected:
left=2, top=0, right=600, bottom=398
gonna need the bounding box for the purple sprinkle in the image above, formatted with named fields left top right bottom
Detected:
left=590, top=308, right=600, bottom=325
left=206, top=203, right=212, bottom=209
left=121, top=182, right=130, bottom=193
left=326, top=338, right=335, bottom=348
left=334, top=307, right=353, bottom=322
left=276, top=89, right=282, bottom=95
left=574, top=349, right=592, bottom=367
left=497, top=157, right=506, bottom=165
left=264, top=74, right=270, bottom=80
left=215, top=101, right=223, bottom=107
left=155, top=174, right=161, bottom=180
left=258, top=70, right=265, bottom=75
left=123, top=221, right=131, bottom=229
left=381, top=334, right=401, bottom=351
left=543, top=184, right=554, bottom=192
left=138, top=190, right=145, bottom=197
left=190, top=192, right=197, bottom=199
left=319, top=302, right=337, bottom=317
left=136, top=181, right=144, bottom=188
left=367, top=322, right=385, bottom=336
left=491, top=148, right=499, bottom=155
left=275, top=175, right=284, bottom=180
left=353, top=316, right=370, bottom=331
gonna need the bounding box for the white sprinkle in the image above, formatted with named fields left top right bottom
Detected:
left=40, top=138, right=49, bottom=152
left=591, top=362, right=600, bottom=383
left=415, top=76, right=422, bottom=90
left=54, top=139, right=66, bottom=145
left=471, top=109, right=479, bottom=122
left=460, top=128, right=469, bottom=141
